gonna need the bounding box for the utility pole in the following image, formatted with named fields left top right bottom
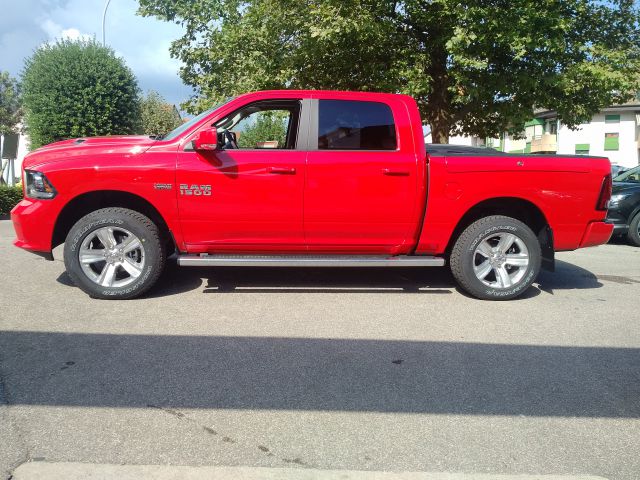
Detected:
left=102, top=0, right=112, bottom=46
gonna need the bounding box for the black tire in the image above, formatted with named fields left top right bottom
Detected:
left=450, top=215, right=542, bottom=300
left=63, top=208, right=166, bottom=299
left=627, top=212, right=640, bottom=247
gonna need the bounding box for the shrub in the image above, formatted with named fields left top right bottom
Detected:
left=21, top=39, right=140, bottom=149
left=237, top=111, right=288, bottom=149
left=139, top=90, right=182, bottom=137
left=0, top=185, right=23, bottom=216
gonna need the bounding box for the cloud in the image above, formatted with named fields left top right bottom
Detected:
left=40, top=19, right=93, bottom=43
left=60, top=28, right=93, bottom=41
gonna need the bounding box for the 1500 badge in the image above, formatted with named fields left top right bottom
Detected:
left=180, top=184, right=212, bottom=196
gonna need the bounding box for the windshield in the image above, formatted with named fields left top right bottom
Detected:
left=613, top=165, right=640, bottom=182
left=160, top=98, right=235, bottom=142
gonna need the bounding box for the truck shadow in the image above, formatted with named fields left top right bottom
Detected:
left=56, top=258, right=603, bottom=298
left=142, top=260, right=456, bottom=297
left=146, top=259, right=601, bottom=298
left=535, top=260, right=603, bottom=294
left=201, top=266, right=455, bottom=295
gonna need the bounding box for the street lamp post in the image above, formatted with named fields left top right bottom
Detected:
left=102, top=0, right=112, bottom=46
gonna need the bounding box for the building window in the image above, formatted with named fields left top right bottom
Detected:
left=524, top=118, right=544, bottom=141
left=604, top=133, right=619, bottom=151
left=545, top=120, right=558, bottom=135
left=575, top=143, right=590, bottom=155
left=605, top=114, right=620, bottom=124
left=525, top=124, right=543, bottom=141
left=486, top=137, right=500, bottom=149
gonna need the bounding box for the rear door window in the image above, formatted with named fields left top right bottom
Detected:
left=318, top=100, right=397, bottom=150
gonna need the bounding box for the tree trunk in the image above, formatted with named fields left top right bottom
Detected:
left=426, top=49, right=451, bottom=144
left=429, top=121, right=450, bottom=144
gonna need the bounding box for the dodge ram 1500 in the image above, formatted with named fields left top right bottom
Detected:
left=12, top=90, right=613, bottom=300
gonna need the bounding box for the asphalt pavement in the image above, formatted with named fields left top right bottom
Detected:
left=0, top=220, right=639, bottom=479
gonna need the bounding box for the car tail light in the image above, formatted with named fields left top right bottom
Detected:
left=25, top=170, right=57, bottom=199
left=596, top=174, right=612, bottom=211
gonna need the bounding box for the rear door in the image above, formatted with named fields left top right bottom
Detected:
left=304, top=97, right=420, bottom=254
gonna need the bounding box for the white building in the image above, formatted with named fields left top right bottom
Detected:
left=426, top=102, right=640, bottom=169
left=0, top=127, right=29, bottom=185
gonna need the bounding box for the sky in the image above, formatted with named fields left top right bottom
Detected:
left=0, top=0, right=192, bottom=108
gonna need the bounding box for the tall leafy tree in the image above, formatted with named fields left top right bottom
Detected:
left=139, top=90, right=182, bottom=137
left=0, top=71, right=21, bottom=135
left=21, top=39, right=140, bottom=149
left=236, top=111, right=289, bottom=148
left=138, top=0, right=640, bottom=143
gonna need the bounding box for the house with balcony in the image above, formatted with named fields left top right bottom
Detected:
left=426, top=101, right=640, bottom=168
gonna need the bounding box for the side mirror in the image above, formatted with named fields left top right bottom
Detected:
left=193, top=128, right=219, bottom=151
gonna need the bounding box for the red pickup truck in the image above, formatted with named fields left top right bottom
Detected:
left=12, top=90, right=613, bottom=300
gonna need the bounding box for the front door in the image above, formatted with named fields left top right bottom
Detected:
left=177, top=99, right=307, bottom=252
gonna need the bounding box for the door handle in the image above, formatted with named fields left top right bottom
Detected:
left=268, top=167, right=296, bottom=175
left=382, top=168, right=410, bottom=176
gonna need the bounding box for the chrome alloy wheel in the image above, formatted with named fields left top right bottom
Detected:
left=472, top=232, right=530, bottom=289
left=78, top=226, right=145, bottom=288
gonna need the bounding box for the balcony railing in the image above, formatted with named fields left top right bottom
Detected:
left=530, top=134, right=557, bottom=153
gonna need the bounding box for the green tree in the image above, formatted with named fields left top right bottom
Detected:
left=236, top=111, right=288, bottom=148
left=138, top=0, right=640, bottom=143
left=139, top=90, right=182, bottom=136
left=21, top=39, right=140, bottom=149
left=0, top=71, right=21, bottom=135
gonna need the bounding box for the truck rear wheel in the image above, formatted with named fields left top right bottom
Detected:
left=63, top=208, right=166, bottom=299
left=450, top=215, right=541, bottom=300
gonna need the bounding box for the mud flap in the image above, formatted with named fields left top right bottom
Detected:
left=538, top=225, right=555, bottom=272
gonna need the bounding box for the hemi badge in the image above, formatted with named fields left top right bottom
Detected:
left=154, top=183, right=173, bottom=190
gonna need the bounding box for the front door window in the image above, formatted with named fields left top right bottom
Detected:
left=215, top=101, right=301, bottom=150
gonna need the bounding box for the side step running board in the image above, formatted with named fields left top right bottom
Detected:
left=177, top=254, right=445, bottom=268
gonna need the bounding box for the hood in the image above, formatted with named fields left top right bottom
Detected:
left=23, top=135, right=157, bottom=170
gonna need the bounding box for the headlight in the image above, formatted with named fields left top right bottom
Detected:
left=25, top=170, right=57, bottom=199
left=609, top=193, right=626, bottom=206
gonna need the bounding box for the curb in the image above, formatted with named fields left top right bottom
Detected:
left=12, top=462, right=609, bottom=480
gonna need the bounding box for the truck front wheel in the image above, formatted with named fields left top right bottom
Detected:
left=63, top=208, right=166, bottom=299
left=450, top=215, right=541, bottom=300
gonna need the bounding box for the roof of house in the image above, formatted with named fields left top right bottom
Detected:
left=534, top=99, right=640, bottom=118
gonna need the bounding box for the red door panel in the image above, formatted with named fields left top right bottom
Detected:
left=177, top=149, right=306, bottom=252
left=305, top=150, right=418, bottom=253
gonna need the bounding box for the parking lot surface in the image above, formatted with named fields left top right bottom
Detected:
left=0, top=220, right=639, bottom=479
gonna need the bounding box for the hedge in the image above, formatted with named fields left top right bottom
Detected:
left=0, top=185, right=23, bottom=216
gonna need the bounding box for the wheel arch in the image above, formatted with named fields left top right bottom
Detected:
left=52, top=190, right=174, bottom=251
left=627, top=202, right=640, bottom=225
left=445, top=196, right=554, bottom=271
